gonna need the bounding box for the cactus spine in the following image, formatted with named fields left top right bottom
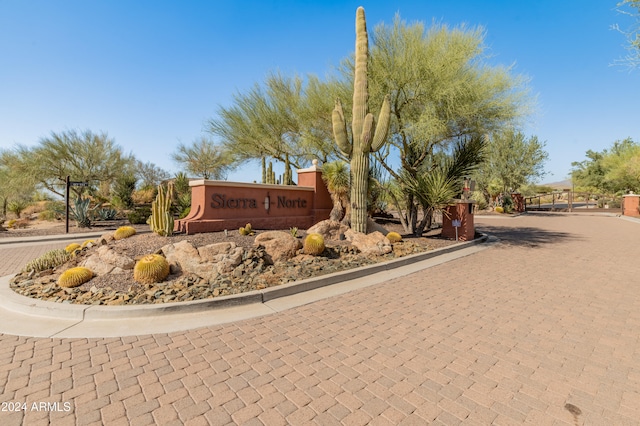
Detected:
left=332, top=7, right=390, bottom=234
left=150, top=183, right=174, bottom=236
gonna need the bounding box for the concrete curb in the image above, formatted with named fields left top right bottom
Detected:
left=0, top=234, right=488, bottom=322
left=0, top=229, right=152, bottom=245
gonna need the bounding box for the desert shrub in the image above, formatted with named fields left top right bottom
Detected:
left=7, top=200, right=30, bottom=218
left=111, top=174, right=137, bottom=209
left=471, top=191, right=488, bottom=210
left=502, top=195, right=514, bottom=213
left=127, top=207, right=151, bottom=224
left=132, top=187, right=156, bottom=204
left=38, top=210, right=58, bottom=221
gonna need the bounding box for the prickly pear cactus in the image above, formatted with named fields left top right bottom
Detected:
left=332, top=6, right=391, bottom=234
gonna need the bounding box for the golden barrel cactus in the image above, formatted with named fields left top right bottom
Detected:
left=303, top=233, right=325, bottom=256
left=58, top=267, right=93, bottom=288
left=134, top=254, right=170, bottom=284
left=114, top=226, right=137, bottom=240
left=386, top=232, right=402, bottom=244
left=65, top=243, right=81, bottom=253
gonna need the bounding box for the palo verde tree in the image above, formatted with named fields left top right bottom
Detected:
left=0, top=150, right=37, bottom=219
left=572, top=138, right=640, bottom=194
left=208, top=72, right=348, bottom=171
left=332, top=6, right=391, bottom=233
left=474, top=129, right=548, bottom=199
left=613, top=0, right=640, bottom=69
left=9, top=130, right=135, bottom=198
left=172, top=137, right=234, bottom=180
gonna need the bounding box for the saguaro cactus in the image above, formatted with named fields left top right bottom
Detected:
left=149, top=183, right=174, bottom=236
left=332, top=6, right=390, bottom=234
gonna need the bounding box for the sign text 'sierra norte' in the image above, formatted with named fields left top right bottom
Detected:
left=210, top=193, right=307, bottom=209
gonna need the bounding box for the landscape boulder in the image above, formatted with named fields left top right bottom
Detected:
left=161, top=240, right=244, bottom=281
left=81, top=246, right=135, bottom=276
left=254, top=231, right=302, bottom=263
left=345, top=230, right=392, bottom=256
left=307, top=220, right=350, bottom=241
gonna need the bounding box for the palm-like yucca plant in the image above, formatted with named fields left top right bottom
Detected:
left=403, top=136, right=485, bottom=234
left=321, top=160, right=351, bottom=222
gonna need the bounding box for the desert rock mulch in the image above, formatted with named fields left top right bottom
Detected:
left=9, top=225, right=456, bottom=306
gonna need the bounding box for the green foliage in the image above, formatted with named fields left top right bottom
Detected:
left=111, top=174, right=137, bottom=210
left=136, top=161, right=170, bottom=189
left=289, top=227, right=298, bottom=238
left=571, top=138, right=640, bottom=194
left=303, top=233, right=325, bottom=255
left=401, top=136, right=486, bottom=233
left=134, top=254, right=170, bottom=284
left=172, top=137, right=233, bottom=180
left=7, top=199, right=30, bottom=218
left=471, top=191, right=488, bottom=210
left=149, top=184, right=174, bottom=237
left=8, top=129, right=135, bottom=198
left=23, top=249, right=72, bottom=273
left=474, top=129, right=548, bottom=196
left=58, top=267, right=93, bottom=288
left=128, top=207, right=151, bottom=225
left=613, top=0, right=640, bottom=69
left=209, top=72, right=345, bottom=169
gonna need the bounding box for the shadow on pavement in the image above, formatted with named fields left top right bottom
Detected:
left=477, top=225, right=579, bottom=248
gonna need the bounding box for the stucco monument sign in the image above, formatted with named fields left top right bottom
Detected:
left=175, top=160, right=332, bottom=234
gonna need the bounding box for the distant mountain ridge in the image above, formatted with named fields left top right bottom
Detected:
left=541, top=179, right=572, bottom=189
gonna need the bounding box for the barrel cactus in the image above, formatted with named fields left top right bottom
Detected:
left=133, top=254, right=170, bottom=284
left=65, top=243, right=81, bottom=253
left=386, top=232, right=402, bottom=244
left=332, top=6, right=390, bottom=233
left=114, top=226, right=137, bottom=240
left=303, top=233, right=325, bottom=256
left=58, top=267, right=93, bottom=288
left=81, top=239, right=96, bottom=249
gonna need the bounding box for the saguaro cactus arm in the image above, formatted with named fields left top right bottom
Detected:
left=371, top=95, right=391, bottom=153
left=332, top=100, right=351, bottom=156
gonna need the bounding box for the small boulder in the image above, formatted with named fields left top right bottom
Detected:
left=254, top=231, right=302, bottom=263
left=307, top=220, right=350, bottom=241
left=345, top=230, right=392, bottom=256
left=367, top=218, right=390, bottom=235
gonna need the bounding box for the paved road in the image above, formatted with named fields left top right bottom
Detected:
left=1, top=214, right=639, bottom=425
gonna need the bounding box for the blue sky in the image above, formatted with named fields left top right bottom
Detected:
left=1, top=0, right=638, bottom=185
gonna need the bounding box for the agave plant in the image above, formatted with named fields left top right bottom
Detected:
left=402, top=136, right=485, bottom=234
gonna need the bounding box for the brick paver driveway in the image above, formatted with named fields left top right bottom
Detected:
left=1, top=213, right=639, bottom=425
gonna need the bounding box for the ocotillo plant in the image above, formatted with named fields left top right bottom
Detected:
left=149, top=183, right=174, bottom=236
left=332, top=6, right=390, bottom=233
